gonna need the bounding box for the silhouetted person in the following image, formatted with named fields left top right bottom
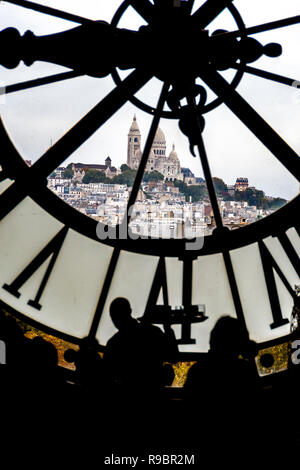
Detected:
left=0, top=313, right=64, bottom=409
left=104, top=297, right=178, bottom=394
left=64, top=337, right=105, bottom=399
left=18, top=335, right=67, bottom=410
left=182, top=316, right=261, bottom=450
left=185, top=315, right=258, bottom=397
left=183, top=315, right=259, bottom=448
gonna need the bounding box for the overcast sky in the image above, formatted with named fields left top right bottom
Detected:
left=0, top=0, right=299, bottom=199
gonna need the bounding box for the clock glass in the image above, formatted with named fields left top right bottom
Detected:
left=0, top=0, right=299, bottom=364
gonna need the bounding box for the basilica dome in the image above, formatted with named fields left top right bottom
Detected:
left=153, top=127, right=166, bottom=145
left=168, top=144, right=179, bottom=162
left=128, top=115, right=182, bottom=179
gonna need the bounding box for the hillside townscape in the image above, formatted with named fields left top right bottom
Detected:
left=42, top=115, right=287, bottom=238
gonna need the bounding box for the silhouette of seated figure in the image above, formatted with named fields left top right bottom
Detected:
left=26, top=336, right=58, bottom=378
left=0, top=314, right=65, bottom=407
left=184, top=316, right=258, bottom=405
left=182, top=316, right=260, bottom=450
left=104, top=297, right=177, bottom=392
left=21, top=336, right=66, bottom=406
left=65, top=337, right=104, bottom=396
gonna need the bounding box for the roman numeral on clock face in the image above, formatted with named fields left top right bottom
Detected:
left=3, top=227, right=69, bottom=311
left=145, top=257, right=169, bottom=313
left=258, top=229, right=300, bottom=330
left=143, top=256, right=200, bottom=344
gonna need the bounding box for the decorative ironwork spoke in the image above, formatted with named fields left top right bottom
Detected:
left=222, top=250, right=247, bottom=334
left=32, top=69, right=153, bottom=177
left=0, top=23, right=140, bottom=76
left=231, top=64, right=299, bottom=88
left=186, top=92, right=247, bottom=333
left=224, top=14, right=300, bottom=39
left=196, top=134, right=223, bottom=230
left=192, top=0, right=234, bottom=28
left=5, top=70, right=83, bottom=95
left=199, top=67, right=300, bottom=181
left=125, top=82, right=170, bottom=228
left=88, top=247, right=121, bottom=339
left=186, top=92, right=223, bottom=229
left=129, top=0, right=155, bottom=24
left=3, top=0, right=95, bottom=25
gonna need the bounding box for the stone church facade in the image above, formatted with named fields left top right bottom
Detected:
left=127, top=115, right=183, bottom=182
left=72, top=157, right=119, bottom=181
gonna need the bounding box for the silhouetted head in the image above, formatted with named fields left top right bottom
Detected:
left=30, top=336, right=58, bottom=370
left=0, top=314, right=24, bottom=343
left=110, top=297, right=132, bottom=331
left=210, top=316, right=250, bottom=357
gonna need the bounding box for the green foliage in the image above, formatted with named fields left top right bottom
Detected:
left=229, top=188, right=287, bottom=210
left=269, top=198, right=286, bottom=209
left=120, top=164, right=130, bottom=172
left=174, top=180, right=207, bottom=202
left=82, top=170, right=110, bottom=184
left=143, top=171, right=164, bottom=182
left=62, top=168, right=74, bottom=179
left=111, top=169, right=137, bottom=186
left=186, top=185, right=207, bottom=202
left=78, top=164, right=287, bottom=209
left=212, top=177, right=228, bottom=197
left=173, top=177, right=287, bottom=208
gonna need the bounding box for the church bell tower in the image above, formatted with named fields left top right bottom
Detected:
left=127, top=114, right=142, bottom=168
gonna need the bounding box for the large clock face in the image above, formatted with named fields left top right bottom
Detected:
left=0, top=0, right=299, bottom=354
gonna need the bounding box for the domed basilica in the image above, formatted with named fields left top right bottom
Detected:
left=127, top=115, right=183, bottom=181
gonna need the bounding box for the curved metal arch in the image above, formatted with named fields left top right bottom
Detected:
left=0, top=0, right=299, bottom=358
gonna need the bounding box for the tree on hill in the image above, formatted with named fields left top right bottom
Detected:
left=82, top=170, right=110, bottom=184
left=229, top=187, right=287, bottom=210
left=212, top=177, right=228, bottom=197
left=120, top=164, right=131, bottom=172
left=62, top=168, right=74, bottom=179
left=143, top=171, right=164, bottom=182
left=111, top=169, right=137, bottom=186
left=236, top=188, right=266, bottom=207
left=174, top=180, right=207, bottom=202
left=173, top=180, right=186, bottom=192
left=185, top=185, right=207, bottom=202
left=269, top=197, right=286, bottom=209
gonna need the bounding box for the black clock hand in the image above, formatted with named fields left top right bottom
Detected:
left=5, top=70, right=83, bottom=95
left=0, top=24, right=146, bottom=77
left=3, top=0, right=96, bottom=25
left=222, top=14, right=300, bottom=39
